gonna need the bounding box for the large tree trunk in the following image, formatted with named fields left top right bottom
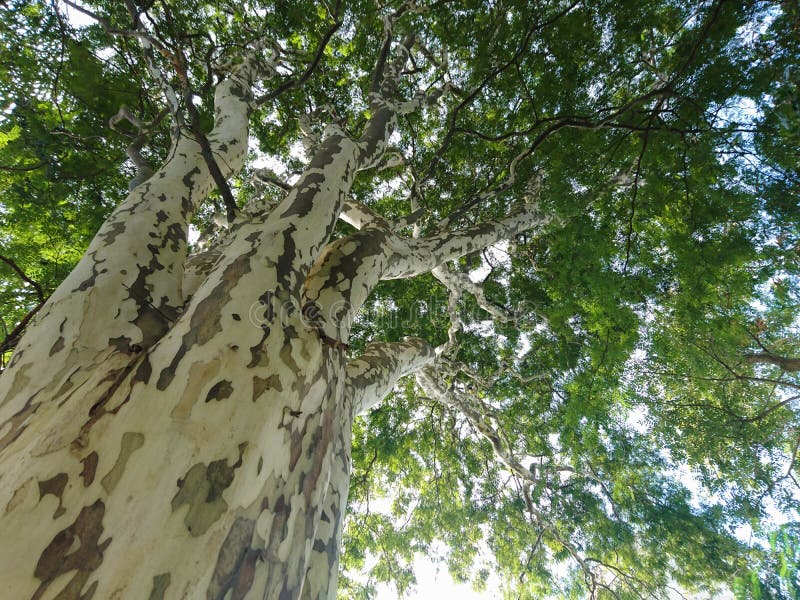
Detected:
left=0, top=49, right=368, bottom=599
left=0, top=37, right=547, bottom=598
left=1, top=319, right=351, bottom=599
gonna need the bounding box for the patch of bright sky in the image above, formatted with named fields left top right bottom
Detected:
left=377, top=555, right=500, bottom=600
left=468, top=240, right=509, bottom=284
left=59, top=0, right=94, bottom=28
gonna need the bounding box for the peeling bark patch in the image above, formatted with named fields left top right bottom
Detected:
left=108, top=336, right=133, bottom=354
left=301, top=401, right=335, bottom=503
left=279, top=137, right=342, bottom=220
left=170, top=360, right=221, bottom=419
left=275, top=226, right=298, bottom=293
left=101, top=432, right=145, bottom=493
left=133, top=355, right=153, bottom=384
left=164, top=222, right=185, bottom=253
left=73, top=252, right=107, bottom=292
left=49, top=326, right=66, bottom=356
left=0, top=396, right=39, bottom=453
left=6, top=477, right=35, bottom=513
left=314, top=502, right=341, bottom=569
left=265, top=494, right=291, bottom=550
left=251, top=374, right=281, bottom=402
left=171, top=444, right=246, bottom=537
left=246, top=328, right=272, bottom=369
left=80, top=452, right=99, bottom=487
left=98, top=220, right=126, bottom=245
left=32, top=500, right=110, bottom=600
left=182, top=166, right=202, bottom=191
left=128, top=267, right=173, bottom=348
left=149, top=573, right=171, bottom=600
left=205, top=380, right=233, bottom=403
left=38, top=473, right=68, bottom=519
left=208, top=516, right=259, bottom=600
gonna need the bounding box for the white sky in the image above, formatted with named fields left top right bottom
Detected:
left=376, top=557, right=498, bottom=600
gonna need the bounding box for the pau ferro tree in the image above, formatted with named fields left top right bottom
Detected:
left=1, top=0, right=799, bottom=598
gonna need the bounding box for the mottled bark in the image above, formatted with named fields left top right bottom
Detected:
left=303, top=202, right=551, bottom=341
left=0, top=34, right=451, bottom=600
left=0, top=29, right=552, bottom=600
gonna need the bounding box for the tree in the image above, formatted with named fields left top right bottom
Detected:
left=0, top=0, right=798, bottom=598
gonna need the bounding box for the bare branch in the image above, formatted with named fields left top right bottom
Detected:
left=346, top=338, right=435, bottom=415
left=255, top=5, right=343, bottom=105
left=744, top=351, right=800, bottom=373
left=0, top=255, right=45, bottom=303
left=431, top=264, right=515, bottom=323
left=303, top=199, right=551, bottom=342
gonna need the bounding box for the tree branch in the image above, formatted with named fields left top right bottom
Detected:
left=0, top=255, right=45, bottom=303
left=431, top=264, right=515, bottom=323
left=0, top=301, right=47, bottom=357
left=256, top=6, right=343, bottom=105
left=346, top=338, right=435, bottom=415
left=303, top=201, right=552, bottom=341
left=744, top=351, right=800, bottom=373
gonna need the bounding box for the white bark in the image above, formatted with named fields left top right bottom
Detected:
left=0, top=29, right=553, bottom=600
left=302, top=202, right=552, bottom=342
left=347, top=338, right=436, bottom=415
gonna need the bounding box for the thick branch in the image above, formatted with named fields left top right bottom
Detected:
left=346, top=338, right=436, bottom=415
left=184, top=94, right=239, bottom=223
left=338, top=200, right=390, bottom=230
left=182, top=247, right=223, bottom=300
left=0, top=44, right=265, bottom=401
left=745, top=351, right=800, bottom=373
left=303, top=202, right=551, bottom=340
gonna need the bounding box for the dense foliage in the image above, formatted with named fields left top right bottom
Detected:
left=1, top=0, right=798, bottom=597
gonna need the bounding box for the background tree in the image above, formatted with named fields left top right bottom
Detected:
left=0, top=0, right=798, bottom=598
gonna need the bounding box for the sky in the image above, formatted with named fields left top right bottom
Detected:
left=376, top=556, right=497, bottom=600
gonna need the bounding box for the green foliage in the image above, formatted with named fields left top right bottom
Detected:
left=2, top=0, right=799, bottom=597
left=734, top=524, right=800, bottom=600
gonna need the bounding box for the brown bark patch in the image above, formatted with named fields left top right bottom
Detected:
left=32, top=499, right=110, bottom=600
left=251, top=374, right=282, bottom=402
left=170, top=360, right=220, bottom=419
left=80, top=452, right=99, bottom=487
left=38, top=473, right=68, bottom=519
left=101, top=432, right=145, bottom=493
left=157, top=250, right=255, bottom=390
left=5, top=476, right=35, bottom=513
left=49, top=335, right=65, bottom=357
left=0, top=395, right=39, bottom=453
left=205, top=380, right=233, bottom=403
left=207, top=516, right=259, bottom=600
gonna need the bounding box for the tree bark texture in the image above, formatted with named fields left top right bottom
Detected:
left=0, top=44, right=547, bottom=599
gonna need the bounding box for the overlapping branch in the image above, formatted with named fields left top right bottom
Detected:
left=302, top=200, right=552, bottom=341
